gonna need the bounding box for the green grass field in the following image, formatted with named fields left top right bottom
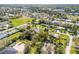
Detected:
left=11, top=17, right=34, bottom=26
left=70, top=46, right=76, bottom=54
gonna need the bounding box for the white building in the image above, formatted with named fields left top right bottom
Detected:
left=0, top=42, right=26, bottom=54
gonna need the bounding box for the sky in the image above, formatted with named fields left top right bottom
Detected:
left=0, top=0, right=79, bottom=4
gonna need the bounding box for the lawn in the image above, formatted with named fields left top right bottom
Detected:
left=60, top=34, right=69, bottom=39
left=11, top=17, right=34, bottom=26
left=8, top=32, right=21, bottom=40
left=67, top=15, right=79, bottom=21
left=70, top=46, right=76, bottom=54
left=29, top=46, right=37, bottom=54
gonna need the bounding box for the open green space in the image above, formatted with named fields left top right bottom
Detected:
left=10, top=17, right=34, bottom=26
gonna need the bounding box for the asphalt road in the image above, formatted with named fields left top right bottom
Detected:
left=65, top=34, right=73, bottom=54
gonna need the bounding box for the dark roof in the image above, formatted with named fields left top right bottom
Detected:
left=1, top=48, right=17, bottom=54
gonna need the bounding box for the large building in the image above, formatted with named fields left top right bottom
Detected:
left=0, top=42, right=26, bottom=54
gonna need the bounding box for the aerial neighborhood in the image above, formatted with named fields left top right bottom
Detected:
left=0, top=4, right=79, bottom=54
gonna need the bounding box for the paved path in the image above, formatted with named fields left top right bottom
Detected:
left=65, top=33, right=73, bottom=54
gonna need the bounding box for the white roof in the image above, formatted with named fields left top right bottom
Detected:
left=13, top=42, right=25, bottom=52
